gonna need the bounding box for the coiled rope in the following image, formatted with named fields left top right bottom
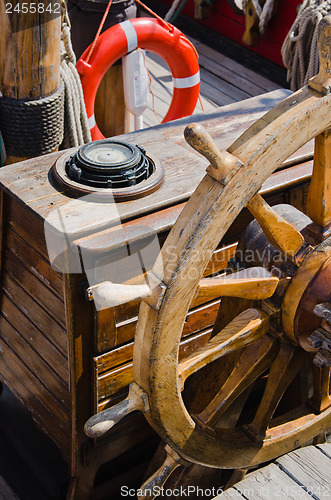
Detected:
left=60, top=0, right=91, bottom=148
left=281, top=0, right=331, bottom=90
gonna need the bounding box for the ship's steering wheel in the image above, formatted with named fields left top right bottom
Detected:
left=85, top=15, right=331, bottom=497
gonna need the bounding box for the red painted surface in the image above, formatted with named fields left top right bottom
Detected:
left=158, top=0, right=301, bottom=67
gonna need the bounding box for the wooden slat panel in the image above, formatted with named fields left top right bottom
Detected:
left=289, top=183, right=310, bottom=215
left=0, top=332, right=69, bottom=457
left=97, top=362, right=133, bottom=402
left=0, top=316, right=69, bottom=410
left=183, top=300, right=220, bottom=337
left=3, top=274, right=67, bottom=356
left=97, top=390, right=127, bottom=413
left=115, top=299, right=220, bottom=345
left=6, top=226, right=63, bottom=297
left=95, top=307, right=117, bottom=353
left=178, top=327, right=212, bottom=359
left=93, top=242, right=236, bottom=334
left=1, top=293, right=69, bottom=384
left=276, top=446, right=331, bottom=498
left=95, top=328, right=212, bottom=403
left=95, top=330, right=213, bottom=411
left=4, top=250, right=66, bottom=327
left=95, top=343, right=133, bottom=376
left=7, top=197, right=50, bottom=259
left=114, top=315, right=138, bottom=345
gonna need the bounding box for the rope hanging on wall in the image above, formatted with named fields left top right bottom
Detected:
left=242, top=0, right=275, bottom=34
left=282, top=0, right=331, bottom=91
left=60, top=0, right=91, bottom=148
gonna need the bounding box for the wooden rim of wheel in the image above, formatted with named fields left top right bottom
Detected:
left=132, top=83, right=331, bottom=468
left=84, top=16, right=331, bottom=475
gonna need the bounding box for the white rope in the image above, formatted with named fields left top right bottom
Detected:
left=164, top=0, right=182, bottom=22
left=259, top=0, right=274, bottom=33
left=281, top=0, right=331, bottom=90
left=60, top=0, right=91, bottom=148
left=242, top=0, right=274, bottom=34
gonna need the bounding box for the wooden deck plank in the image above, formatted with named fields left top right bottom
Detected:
left=192, top=38, right=281, bottom=92
left=234, top=463, right=313, bottom=499
left=198, top=53, right=269, bottom=97
left=142, top=34, right=281, bottom=128
left=316, top=442, right=331, bottom=459
left=276, top=446, right=331, bottom=499
left=200, top=68, right=251, bottom=101
left=216, top=445, right=331, bottom=499
left=216, top=489, right=245, bottom=499
left=144, top=51, right=220, bottom=126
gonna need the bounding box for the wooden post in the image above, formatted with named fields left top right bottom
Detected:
left=0, top=0, right=61, bottom=164
left=95, top=64, right=129, bottom=137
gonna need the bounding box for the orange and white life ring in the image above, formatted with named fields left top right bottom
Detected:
left=76, top=18, right=200, bottom=140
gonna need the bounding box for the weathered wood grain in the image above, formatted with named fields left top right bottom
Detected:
left=0, top=316, right=69, bottom=409
left=4, top=250, right=65, bottom=327
left=234, top=462, right=313, bottom=499
left=6, top=227, right=63, bottom=297
left=115, top=299, right=219, bottom=346
left=2, top=273, right=67, bottom=356
left=0, top=330, right=70, bottom=457
left=276, top=446, right=331, bottom=498
left=1, top=293, right=68, bottom=384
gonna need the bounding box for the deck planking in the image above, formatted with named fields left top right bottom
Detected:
left=142, top=36, right=281, bottom=128
left=215, top=443, right=331, bottom=499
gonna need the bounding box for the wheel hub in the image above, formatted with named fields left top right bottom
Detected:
left=282, top=245, right=331, bottom=350
left=239, top=207, right=331, bottom=352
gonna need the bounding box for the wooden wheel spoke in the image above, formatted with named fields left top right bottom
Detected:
left=184, top=122, right=304, bottom=257
left=248, top=193, right=304, bottom=256
left=310, top=364, right=331, bottom=413
left=245, top=344, right=304, bottom=440
left=178, top=308, right=269, bottom=389
left=197, top=267, right=279, bottom=300
left=307, top=17, right=331, bottom=235
left=307, top=129, right=331, bottom=233
left=194, top=335, right=279, bottom=430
